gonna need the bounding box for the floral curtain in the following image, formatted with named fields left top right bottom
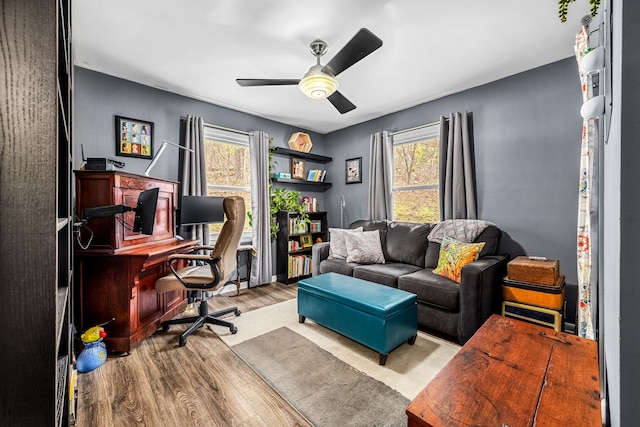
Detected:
left=575, top=23, right=596, bottom=340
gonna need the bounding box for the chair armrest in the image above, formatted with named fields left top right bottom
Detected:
left=167, top=255, right=223, bottom=289
left=312, top=242, right=331, bottom=276
left=167, top=253, right=212, bottom=261
left=458, top=254, right=509, bottom=343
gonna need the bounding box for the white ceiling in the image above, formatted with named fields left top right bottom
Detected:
left=73, top=0, right=590, bottom=134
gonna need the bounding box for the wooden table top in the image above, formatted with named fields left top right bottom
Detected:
left=406, top=315, right=601, bottom=427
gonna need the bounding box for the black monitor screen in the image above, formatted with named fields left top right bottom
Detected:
left=179, top=195, right=225, bottom=226
left=133, top=188, right=159, bottom=235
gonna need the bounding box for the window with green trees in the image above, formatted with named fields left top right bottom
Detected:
left=392, top=124, right=440, bottom=223
left=203, top=125, right=252, bottom=239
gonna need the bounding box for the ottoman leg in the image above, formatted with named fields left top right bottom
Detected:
left=298, top=314, right=306, bottom=323
left=408, top=334, right=417, bottom=345
left=379, top=353, right=388, bottom=365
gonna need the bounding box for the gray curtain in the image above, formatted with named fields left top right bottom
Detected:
left=181, top=115, right=209, bottom=245
left=367, top=131, right=393, bottom=220
left=249, top=131, right=272, bottom=285
left=439, top=112, right=477, bottom=220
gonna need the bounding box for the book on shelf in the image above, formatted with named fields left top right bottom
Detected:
left=301, top=196, right=318, bottom=213
left=288, top=254, right=312, bottom=278
left=309, top=219, right=322, bottom=232
left=288, top=216, right=307, bottom=234
left=306, top=169, right=327, bottom=182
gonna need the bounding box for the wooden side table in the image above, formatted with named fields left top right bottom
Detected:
left=230, top=245, right=255, bottom=295
left=406, top=315, right=601, bottom=426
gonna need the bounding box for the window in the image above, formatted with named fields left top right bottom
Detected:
left=392, top=124, right=440, bottom=223
left=203, top=125, right=252, bottom=240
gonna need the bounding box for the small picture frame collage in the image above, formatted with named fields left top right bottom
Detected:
left=115, top=115, right=154, bottom=159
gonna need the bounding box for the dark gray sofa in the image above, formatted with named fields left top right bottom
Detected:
left=311, top=220, right=509, bottom=344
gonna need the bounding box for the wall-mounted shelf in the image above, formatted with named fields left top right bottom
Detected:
left=272, top=177, right=332, bottom=192
left=272, top=147, right=332, bottom=164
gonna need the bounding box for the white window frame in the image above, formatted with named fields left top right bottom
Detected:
left=391, top=123, right=440, bottom=222
left=203, top=125, right=252, bottom=243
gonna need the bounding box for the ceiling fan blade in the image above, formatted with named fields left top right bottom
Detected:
left=327, top=91, right=356, bottom=114
left=322, top=28, right=383, bottom=77
left=236, top=79, right=300, bottom=87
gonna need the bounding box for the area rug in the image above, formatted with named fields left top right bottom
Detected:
left=216, top=299, right=460, bottom=426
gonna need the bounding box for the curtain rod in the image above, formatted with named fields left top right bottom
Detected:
left=389, top=118, right=447, bottom=136
left=180, top=116, right=253, bottom=136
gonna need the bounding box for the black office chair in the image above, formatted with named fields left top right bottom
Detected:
left=155, top=196, right=245, bottom=346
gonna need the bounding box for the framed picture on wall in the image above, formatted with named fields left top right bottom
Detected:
left=345, top=157, right=362, bottom=184
left=115, top=115, right=154, bottom=159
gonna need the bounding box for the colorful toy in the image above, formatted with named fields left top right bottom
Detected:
left=76, top=325, right=108, bottom=373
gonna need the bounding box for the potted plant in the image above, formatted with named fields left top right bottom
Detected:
left=558, top=0, right=600, bottom=23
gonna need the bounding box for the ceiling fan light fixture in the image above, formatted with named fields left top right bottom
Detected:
left=298, top=65, right=338, bottom=99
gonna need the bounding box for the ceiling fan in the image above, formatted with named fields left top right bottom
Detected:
left=236, top=28, right=383, bottom=114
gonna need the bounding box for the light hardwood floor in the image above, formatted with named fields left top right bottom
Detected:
left=75, top=282, right=312, bottom=427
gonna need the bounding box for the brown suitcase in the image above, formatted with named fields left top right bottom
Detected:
left=507, top=256, right=559, bottom=286
left=503, top=275, right=565, bottom=310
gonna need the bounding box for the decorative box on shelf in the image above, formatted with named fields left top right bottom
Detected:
left=288, top=132, right=313, bottom=153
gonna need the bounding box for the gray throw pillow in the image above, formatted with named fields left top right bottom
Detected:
left=344, top=230, right=385, bottom=264
left=328, top=227, right=363, bottom=260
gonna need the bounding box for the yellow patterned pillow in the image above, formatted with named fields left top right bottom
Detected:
left=432, top=235, right=485, bottom=283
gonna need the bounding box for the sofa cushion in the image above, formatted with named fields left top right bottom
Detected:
left=424, top=224, right=501, bottom=268
left=425, top=242, right=440, bottom=269
left=345, top=230, right=385, bottom=264
left=353, top=263, right=422, bottom=288
left=475, top=225, right=501, bottom=256
left=433, top=236, right=485, bottom=283
left=385, top=222, right=432, bottom=268
left=398, top=269, right=460, bottom=311
left=319, top=258, right=361, bottom=276
left=349, top=220, right=389, bottom=250
left=328, top=227, right=363, bottom=260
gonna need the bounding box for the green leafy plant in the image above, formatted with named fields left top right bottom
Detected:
left=558, top=0, right=600, bottom=23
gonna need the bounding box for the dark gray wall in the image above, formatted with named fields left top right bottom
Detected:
left=74, top=67, right=328, bottom=179
left=323, top=58, right=583, bottom=314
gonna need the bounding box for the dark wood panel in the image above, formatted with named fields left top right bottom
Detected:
left=0, top=0, right=65, bottom=424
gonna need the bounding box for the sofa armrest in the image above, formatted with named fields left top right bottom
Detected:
left=458, top=254, right=509, bottom=343
left=312, top=242, right=331, bottom=276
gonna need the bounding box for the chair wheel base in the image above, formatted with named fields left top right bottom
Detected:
left=234, top=309, right=241, bottom=316
left=179, top=337, right=187, bottom=347
left=230, top=325, right=238, bottom=334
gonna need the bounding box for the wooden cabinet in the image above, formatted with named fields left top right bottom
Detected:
left=276, top=211, right=328, bottom=284
left=0, top=0, right=75, bottom=424
left=75, top=171, right=198, bottom=353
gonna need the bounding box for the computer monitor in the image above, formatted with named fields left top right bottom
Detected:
left=133, top=188, right=159, bottom=235
left=179, top=195, right=225, bottom=226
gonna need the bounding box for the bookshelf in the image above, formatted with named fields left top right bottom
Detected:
left=0, top=0, right=76, bottom=424
left=272, top=147, right=333, bottom=192
left=276, top=211, right=328, bottom=284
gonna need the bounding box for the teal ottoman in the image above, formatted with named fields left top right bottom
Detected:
left=297, top=272, right=418, bottom=365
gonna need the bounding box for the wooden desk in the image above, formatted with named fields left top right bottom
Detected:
left=406, top=315, right=601, bottom=427
left=74, top=171, right=199, bottom=353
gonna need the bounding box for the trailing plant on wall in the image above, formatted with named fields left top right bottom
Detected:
left=558, top=0, right=600, bottom=23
